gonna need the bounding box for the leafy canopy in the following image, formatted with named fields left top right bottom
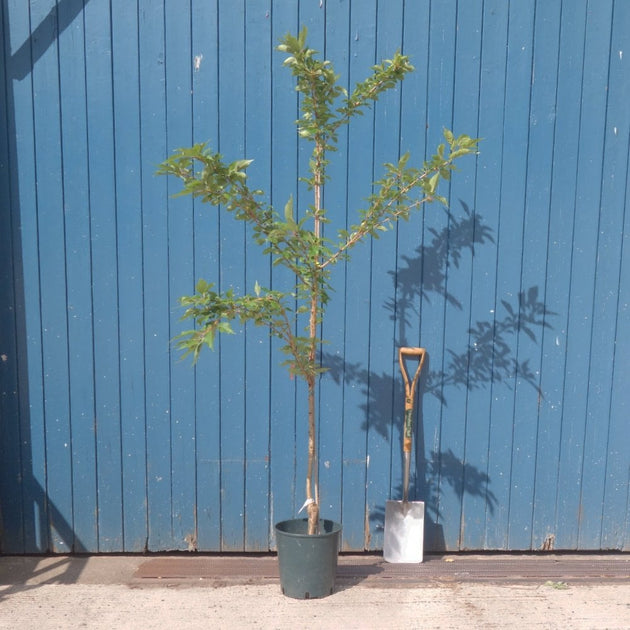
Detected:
left=158, top=29, right=478, bottom=382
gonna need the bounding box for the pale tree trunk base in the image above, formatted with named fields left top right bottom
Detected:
left=307, top=501, right=320, bottom=535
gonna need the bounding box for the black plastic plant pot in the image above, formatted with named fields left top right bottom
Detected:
left=275, top=518, right=342, bottom=599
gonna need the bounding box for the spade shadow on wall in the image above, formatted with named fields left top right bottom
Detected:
left=323, top=202, right=554, bottom=550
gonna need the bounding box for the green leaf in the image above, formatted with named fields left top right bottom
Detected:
left=284, top=195, right=294, bottom=224
left=428, top=172, right=440, bottom=194
left=202, top=328, right=216, bottom=351
left=449, top=148, right=472, bottom=160
left=217, top=322, right=234, bottom=335
left=195, top=278, right=211, bottom=293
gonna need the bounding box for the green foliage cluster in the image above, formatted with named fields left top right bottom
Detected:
left=158, top=27, right=478, bottom=531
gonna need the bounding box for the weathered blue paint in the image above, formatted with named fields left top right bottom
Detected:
left=341, top=0, right=378, bottom=552
left=500, top=0, right=537, bottom=552
left=268, top=0, right=299, bottom=542
left=1, top=0, right=629, bottom=553
left=368, top=0, right=406, bottom=552
left=243, top=0, right=273, bottom=553
left=111, top=0, right=148, bottom=554
left=602, top=0, right=630, bottom=552
left=190, top=0, right=222, bottom=554
left=527, top=0, right=563, bottom=553
left=317, top=0, right=349, bottom=545
left=139, top=0, right=173, bottom=552
left=165, top=0, right=196, bottom=554
left=447, top=0, right=484, bottom=551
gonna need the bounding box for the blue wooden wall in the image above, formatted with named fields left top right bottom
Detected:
left=1, top=0, right=629, bottom=553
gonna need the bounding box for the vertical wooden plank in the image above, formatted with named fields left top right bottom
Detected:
left=0, top=0, right=25, bottom=554
left=508, top=1, right=552, bottom=551
left=366, top=0, right=404, bottom=552
left=243, top=1, right=272, bottom=551
left=464, top=2, right=508, bottom=548
left=607, top=160, right=630, bottom=551
left=190, top=0, right=221, bottom=551
left=83, top=0, right=124, bottom=552
left=217, top=1, right=246, bottom=551
left=293, top=2, right=324, bottom=536
left=602, top=0, right=630, bottom=551
left=110, top=0, right=148, bottom=552
left=465, top=0, right=507, bottom=551
left=139, top=1, right=173, bottom=551
left=29, top=0, right=74, bottom=553
left=269, top=0, right=299, bottom=538
left=165, top=0, right=196, bottom=552
left=449, top=0, right=484, bottom=551
left=557, top=1, right=612, bottom=550
left=318, top=0, right=350, bottom=536
left=423, top=0, right=459, bottom=551
left=578, top=0, right=618, bottom=550
left=525, top=0, right=564, bottom=552
left=538, top=1, right=587, bottom=551
left=5, top=0, right=46, bottom=553
left=291, top=0, right=333, bottom=536
left=339, top=2, right=376, bottom=551
left=487, top=0, right=534, bottom=550
left=398, top=0, right=433, bottom=548
left=473, top=0, right=511, bottom=551
left=57, top=0, right=98, bottom=552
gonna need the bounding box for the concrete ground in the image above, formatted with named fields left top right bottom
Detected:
left=0, top=554, right=628, bottom=629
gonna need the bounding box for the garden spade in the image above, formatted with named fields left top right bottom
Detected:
left=383, top=347, right=427, bottom=563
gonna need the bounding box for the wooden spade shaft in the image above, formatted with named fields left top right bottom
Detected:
left=398, top=347, right=427, bottom=502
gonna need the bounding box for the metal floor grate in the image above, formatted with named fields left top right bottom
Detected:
left=134, top=554, right=629, bottom=585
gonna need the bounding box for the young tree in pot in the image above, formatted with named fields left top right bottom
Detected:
left=158, top=28, right=477, bottom=538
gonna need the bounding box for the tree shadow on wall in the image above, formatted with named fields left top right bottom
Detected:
left=385, top=201, right=494, bottom=317
left=323, top=202, right=554, bottom=550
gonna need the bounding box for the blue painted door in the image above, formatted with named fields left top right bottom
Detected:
left=1, top=0, right=629, bottom=553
